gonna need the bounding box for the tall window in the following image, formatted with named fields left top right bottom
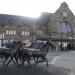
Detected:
left=22, top=31, right=30, bottom=36
left=6, top=30, right=9, bottom=35
left=13, top=30, right=16, bottom=35
left=6, top=30, right=16, bottom=35
left=58, top=21, right=71, bottom=34
left=22, top=31, right=24, bottom=36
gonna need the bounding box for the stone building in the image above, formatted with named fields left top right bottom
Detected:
left=47, top=2, right=75, bottom=39
left=47, top=2, right=75, bottom=48
left=36, top=2, right=75, bottom=48
left=0, top=12, right=50, bottom=42
left=0, top=2, right=75, bottom=48
left=0, top=14, right=35, bottom=41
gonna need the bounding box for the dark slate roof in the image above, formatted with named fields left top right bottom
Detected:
left=0, top=12, right=51, bottom=26
left=36, top=12, right=52, bottom=25
left=0, top=14, right=35, bottom=26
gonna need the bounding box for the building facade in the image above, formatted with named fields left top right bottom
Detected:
left=0, top=2, right=75, bottom=47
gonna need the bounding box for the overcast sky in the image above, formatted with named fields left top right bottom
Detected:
left=0, top=0, right=74, bottom=18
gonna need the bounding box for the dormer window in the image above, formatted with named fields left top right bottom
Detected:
left=9, top=19, right=14, bottom=24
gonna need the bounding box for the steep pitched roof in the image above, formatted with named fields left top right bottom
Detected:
left=0, top=14, right=35, bottom=26
left=55, top=2, right=75, bottom=18
left=0, top=13, right=51, bottom=26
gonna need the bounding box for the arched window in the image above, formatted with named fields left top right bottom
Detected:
left=58, top=21, right=71, bottom=34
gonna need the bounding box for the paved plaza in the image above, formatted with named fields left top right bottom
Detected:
left=0, top=64, right=70, bottom=75
left=0, top=50, right=71, bottom=75
left=53, top=51, right=75, bottom=75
